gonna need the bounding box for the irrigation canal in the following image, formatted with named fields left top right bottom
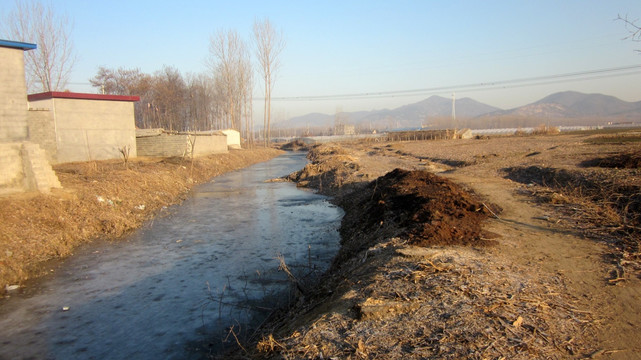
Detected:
left=0, top=152, right=343, bottom=359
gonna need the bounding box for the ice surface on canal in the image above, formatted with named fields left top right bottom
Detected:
left=0, top=152, right=342, bottom=359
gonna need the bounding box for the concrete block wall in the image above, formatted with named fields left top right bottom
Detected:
left=192, top=134, right=228, bottom=155
left=0, top=143, right=25, bottom=194
left=21, top=142, right=61, bottom=192
left=28, top=97, right=137, bottom=163
left=27, top=108, right=57, bottom=163
left=136, top=133, right=228, bottom=157
left=0, top=142, right=61, bottom=195
left=221, top=129, right=241, bottom=149
left=0, top=47, right=28, bottom=141
left=55, top=98, right=137, bottom=163
left=136, top=134, right=191, bottom=157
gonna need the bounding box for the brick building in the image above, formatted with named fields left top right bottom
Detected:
left=0, top=39, right=60, bottom=195
left=27, top=92, right=140, bottom=163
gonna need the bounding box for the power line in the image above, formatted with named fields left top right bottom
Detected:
left=267, top=64, right=641, bottom=102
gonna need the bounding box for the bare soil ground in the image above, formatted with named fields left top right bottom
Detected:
left=241, top=131, right=641, bottom=359
left=0, top=148, right=283, bottom=290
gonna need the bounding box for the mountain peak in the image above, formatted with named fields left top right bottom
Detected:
left=516, top=91, right=641, bottom=117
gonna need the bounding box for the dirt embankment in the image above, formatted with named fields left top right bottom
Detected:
left=240, top=133, right=641, bottom=359
left=0, top=148, right=283, bottom=289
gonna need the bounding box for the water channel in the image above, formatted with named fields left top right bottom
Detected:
left=0, top=152, right=343, bottom=359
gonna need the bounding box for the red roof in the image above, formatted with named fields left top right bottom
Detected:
left=28, top=91, right=140, bottom=102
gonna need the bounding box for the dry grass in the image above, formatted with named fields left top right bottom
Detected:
left=257, top=243, right=595, bottom=359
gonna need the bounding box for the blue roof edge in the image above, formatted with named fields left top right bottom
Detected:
left=0, top=39, right=37, bottom=50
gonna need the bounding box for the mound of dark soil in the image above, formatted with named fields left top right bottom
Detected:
left=279, top=140, right=309, bottom=151
left=287, top=147, right=361, bottom=195
left=338, top=169, right=497, bottom=259
left=580, top=150, right=641, bottom=168
left=503, top=166, right=598, bottom=189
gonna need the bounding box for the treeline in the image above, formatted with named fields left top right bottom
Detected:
left=90, top=20, right=283, bottom=146
left=91, top=66, right=233, bottom=132
left=90, top=56, right=253, bottom=142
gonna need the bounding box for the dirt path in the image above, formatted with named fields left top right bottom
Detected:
left=450, top=173, right=641, bottom=358
left=394, top=135, right=641, bottom=358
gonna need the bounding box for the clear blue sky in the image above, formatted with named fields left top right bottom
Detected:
left=2, top=0, right=640, bottom=121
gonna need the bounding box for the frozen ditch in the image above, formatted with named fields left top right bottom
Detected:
left=0, top=152, right=343, bottom=359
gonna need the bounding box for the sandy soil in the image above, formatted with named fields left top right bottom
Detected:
left=243, top=131, right=641, bottom=359
left=0, top=148, right=283, bottom=290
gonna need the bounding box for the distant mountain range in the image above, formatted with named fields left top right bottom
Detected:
left=485, top=91, right=641, bottom=119
left=277, top=91, right=641, bottom=130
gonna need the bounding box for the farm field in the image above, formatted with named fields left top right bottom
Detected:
left=248, top=130, right=641, bottom=359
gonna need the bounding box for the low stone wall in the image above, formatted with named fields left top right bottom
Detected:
left=387, top=130, right=455, bottom=141
left=136, top=130, right=228, bottom=157
left=192, top=133, right=229, bottom=155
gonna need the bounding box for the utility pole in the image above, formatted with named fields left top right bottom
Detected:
left=452, top=92, right=456, bottom=129
left=452, top=92, right=459, bottom=136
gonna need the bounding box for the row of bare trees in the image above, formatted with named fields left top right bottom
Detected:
left=89, top=19, right=283, bottom=145
left=90, top=66, right=224, bottom=132
left=206, top=30, right=254, bottom=141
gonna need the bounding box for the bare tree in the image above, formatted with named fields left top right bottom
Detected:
left=207, top=30, right=252, bottom=134
left=185, top=73, right=216, bottom=131
left=2, top=0, right=76, bottom=92
left=238, top=43, right=254, bottom=147
left=618, top=14, right=641, bottom=51
left=154, top=66, right=187, bottom=131
left=253, top=18, right=285, bottom=146
left=90, top=66, right=156, bottom=128
left=90, top=65, right=222, bottom=131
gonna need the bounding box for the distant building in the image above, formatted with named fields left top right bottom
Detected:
left=27, top=91, right=140, bottom=164
left=334, top=124, right=355, bottom=136
left=456, top=128, right=473, bottom=139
